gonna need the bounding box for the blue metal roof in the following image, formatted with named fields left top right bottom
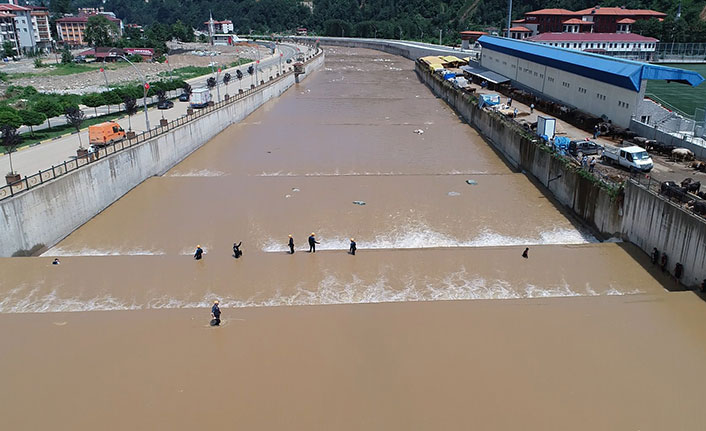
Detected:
left=478, top=36, right=704, bottom=92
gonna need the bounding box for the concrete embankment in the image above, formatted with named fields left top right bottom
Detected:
left=0, top=51, right=324, bottom=257
left=415, top=62, right=622, bottom=236
left=622, top=180, right=706, bottom=287
left=294, top=36, right=473, bottom=61
left=416, top=61, right=706, bottom=287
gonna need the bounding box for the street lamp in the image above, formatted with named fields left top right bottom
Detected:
left=101, top=48, right=150, bottom=130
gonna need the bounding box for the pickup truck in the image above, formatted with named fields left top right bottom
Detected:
left=602, top=145, right=653, bottom=172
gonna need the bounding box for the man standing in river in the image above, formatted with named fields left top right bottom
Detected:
left=308, top=233, right=319, bottom=253
left=288, top=235, right=295, bottom=254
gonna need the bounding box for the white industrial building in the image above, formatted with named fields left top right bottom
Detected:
left=477, top=36, right=703, bottom=128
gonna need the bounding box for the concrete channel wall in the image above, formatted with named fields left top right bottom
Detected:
left=415, top=62, right=623, bottom=236
left=294, top=36, right=476, bottom=61
left=0, top=52, right=324, bottom=257
left=622, top=181, right=706, bottom=287
left=416, top=62, right=706, bottom=287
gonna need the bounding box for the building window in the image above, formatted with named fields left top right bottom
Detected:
left=548, top=77, right=554, bottom=82
left=562, top=81, right=570, bottom=88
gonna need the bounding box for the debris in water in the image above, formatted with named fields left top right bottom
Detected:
left=353, top=200, right=366, bottom=206
left=285, top=194, right=292, bottom=198
left=466, top=179, right=478, bottom=185
left=448, top=191, right=460, bottom=196
left=414, top=129, right=424, bottom=135
left=292, top=188, right=300, bottom=192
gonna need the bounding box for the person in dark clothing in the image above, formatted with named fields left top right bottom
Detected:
left=288, top=235, right=295, bottom=254
left=660, top=253, right=668, bottom=272
left=233, top=242, right=242, bottom=258
left=194, top=245, right=203, bottom=260
left=701, top=279, right=706, bottom=293
left=522, top=247, right=529, bottom=259
left=52, top=258, right=60, bottom=265
left=349, top=238, right=357, bottom=255
left=211, top=300, right=221, bottom=326
left=308, top=233, right=319, bottom=253
left=651, top=248, right=660, bottom=265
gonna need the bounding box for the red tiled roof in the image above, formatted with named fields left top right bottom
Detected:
left=562, top=18, right=593, bottom=24
left=56, top=14, right=121, bottom=23
left=575, top=7, right=665, bottom=17
left=527, top=32, right=658, bottom=42
left=616, top=18, right=636, bottom=24
left=0, top=4, right=30, bottom=12
left=509, top=26, right=531, bottom=32
left=0, top=11, right=16, bottom=18
left=460, top=31, right=488, bottom=35
left=525, top=8, right=574, bottom=15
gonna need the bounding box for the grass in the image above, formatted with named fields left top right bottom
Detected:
left=158, top=58, right=253, bottom=80
left=3, top=61, right=128, bottom=80
left=645, top=63, right=706, bottom=118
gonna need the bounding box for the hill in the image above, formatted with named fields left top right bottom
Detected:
left=47, top=0, right=706, bottom=43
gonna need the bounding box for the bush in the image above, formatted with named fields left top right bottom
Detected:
left=33, top=58, right=44, bottom=69
left=127, top=53, right=143, bottom=63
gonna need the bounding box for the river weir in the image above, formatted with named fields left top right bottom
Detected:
left=1, top=47, right=705, bottom=430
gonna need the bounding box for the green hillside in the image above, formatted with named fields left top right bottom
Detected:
left=48, top=0, right=706, bottom=44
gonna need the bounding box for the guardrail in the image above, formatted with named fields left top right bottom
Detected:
left=0, top=49, right=322, bottom=202
left=629, top=174, right=706, bottom=221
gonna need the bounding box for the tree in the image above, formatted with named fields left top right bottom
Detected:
left=182, top=82, right=192, bottom=96
left=0, top=108, right=23, bottom=130
left=1, top=126, right=21, bottom=176
left=33, top=99, right=63, bottom=129
left=3, top=41, right=15, bottom=58
left=206, top=77, right=216, bottom=89
left=236, top=69, right=243, bottom=81
left=64, top=106, right=86, bottom=148
left=18, top=110, right=46, bottom=136
left=84, top=15, right=118, bottom=49
left=49, top=0, right=71, bottom=14
left=123, top=96, right=137, bottom=131
left=82, top=93, right=106, bottom=116
left=61, top=45, right=72, bottom=64
left=223, top=72, right=231, bottom=95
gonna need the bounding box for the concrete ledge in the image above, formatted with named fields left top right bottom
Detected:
left=0, top=50, right=324, bottom=257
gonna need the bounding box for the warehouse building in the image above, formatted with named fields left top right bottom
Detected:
left=477, top=36, right=703, bottom=128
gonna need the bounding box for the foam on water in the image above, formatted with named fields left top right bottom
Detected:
left=42, top=247, right=165, bottom=257
left=167, top=169, right=226, bottom=177
left=261, top=224, right=596, bottom=253
left=0, top=268, right=641, bottom=314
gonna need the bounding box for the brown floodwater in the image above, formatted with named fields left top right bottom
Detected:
left=1, top=47, right=706, bottom=429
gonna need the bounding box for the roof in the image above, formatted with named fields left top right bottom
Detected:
left=509, top=26, right=531, bottom=32
left=616, top=18, right=636, bottom=24
left=525, top=8, right=574, bottom=15
left=56, top=14, right=121, bottom=23
left=574, top=7, right=665, bottom=17
left=528, top=32, right=658, bottom=43
left=0, top=11, right=16, bottom=18
left=478, top=36, right=703, bottom=91
left=0, top=4, right=30, bottom=12
left=562, top=18, right=593, bottom=24
left=460, top=31, right=488, bottom=35
left=461, top=64, right=510, bottom=84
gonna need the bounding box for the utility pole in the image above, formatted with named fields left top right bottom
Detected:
left=439, top=29, right=442, bottom=45
left=507, top=0, right=513, bottom=38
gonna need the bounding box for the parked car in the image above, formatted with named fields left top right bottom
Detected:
left=157, top=99, right=174, bottom=110
left=178, top=93, right=190, bottom=102
left=568, top=140, right=603, bottom=157
left=73, top=55, right=86, bottom=63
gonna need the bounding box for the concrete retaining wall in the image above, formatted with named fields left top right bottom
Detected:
left=629, top=119, right=706, bottom=160
left=622, top=181, right=706, bottom=286
left=415, top=62, right=623, bottom=236
left=0, top=52, right=324, bottom=257
left=295, top=36, right=475, bottom=61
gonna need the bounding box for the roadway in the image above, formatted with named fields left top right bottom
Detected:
left=2, top=43, right=312, bottom=178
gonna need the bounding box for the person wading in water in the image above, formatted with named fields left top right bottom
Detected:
left=288, top=235, right=295, bottom=254
left=308, top=233, right=320, bottom=253
left=211, top=300, right=221, bottom=326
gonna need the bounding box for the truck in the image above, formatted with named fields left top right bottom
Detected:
left=602, top=144, right=653, bottom=172
left=190, top=88, right=212, bottom=108
left=88, top=121, right=125, bottom=147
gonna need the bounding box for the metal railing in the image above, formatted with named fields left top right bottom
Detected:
left=629, top=174, right=706, bottom=221
left=0, top=49, right=322, bottom=202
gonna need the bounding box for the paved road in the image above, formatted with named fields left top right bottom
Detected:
left=2, top=43, right=313, bottom=178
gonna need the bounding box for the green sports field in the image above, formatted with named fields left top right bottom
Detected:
left=645, top=63, right=706, bottom=118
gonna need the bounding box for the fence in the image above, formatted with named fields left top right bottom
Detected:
left=0, top=49, right=321, bottom=202
left=654, top=42, right=706, bottom=62
left=629, top=172, right=706, bottom=221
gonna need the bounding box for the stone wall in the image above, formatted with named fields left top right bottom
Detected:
left=0, top=52, right=324, bottom=257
